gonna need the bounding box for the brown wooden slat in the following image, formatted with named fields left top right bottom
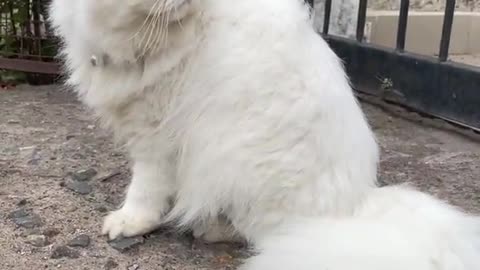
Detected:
left=0, top=58, right=60, bottom=74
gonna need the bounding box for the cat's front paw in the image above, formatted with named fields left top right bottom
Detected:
left=102, top=207, right=163, bottom=240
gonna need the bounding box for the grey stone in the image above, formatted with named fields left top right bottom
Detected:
left=51, top=245, right=80, bottom=259
left=108, top=236, right=144, bottom=252
left=127, top=264, right=140, bottom=270
left=17, top=216, right=42, bottom=229
left=8, top=209, right=42, bottom=228
left=8, top=208, right=28, bottom=219
left=7, top=119, right=20, bottom=124
left=71, top=168, right=97, bottom=182
left=65, top=181, right=93, bottom=195
left=95, top=205, right=108, bottom=213
left=68, top=234, right=91, bottom=248
left=27, top=147, right=41, bottom=165
left=26, top=234, right=49, bottom=247
left=72, top=153, right=86, bottom=160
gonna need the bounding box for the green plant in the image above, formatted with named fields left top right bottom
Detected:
left=0, top=0, right=57, bottom=84
left=0, top=0, right=56, bottom=59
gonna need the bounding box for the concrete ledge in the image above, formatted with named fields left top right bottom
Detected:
left=365, top=11, right=480, bottom=55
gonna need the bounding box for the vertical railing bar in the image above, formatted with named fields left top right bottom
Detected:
left=396, top=0, right=410, bottom=51
left=323, top=0, right=332, bottom=35
left=356, top=0, right=368, bottom=42
left=439, top=0, right=456, bottom=62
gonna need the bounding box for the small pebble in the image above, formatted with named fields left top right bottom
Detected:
left=72, top=153, right=86, bottom=160
left=26, top=234, right=49, bottom=247
left=8, top=208, right=30, bottom=219
left=8, top=209, right=42, bottom=228
left=71, top=168, right=97, bottom=182
left=65, top=181, right=93, bottom=195
left=19, top=146, right=36, bottom=151
left=66, top=206, right=78, bottom=213
left=95, top=205, right=108, bottom=213
left=51, top=246, right=80, bottom=259
left=7, top=119, right=20, bottom=124
left=68, top=234, right=91, bottom=248
left=108, top=236, right=144, bottom=252
left=28, top=149, right=41, bottom=165
left=17, top=199, right=28, bottom=206
left=104, top=258, right=119, bottom=270
left=127, top=264, right=139, bottom=270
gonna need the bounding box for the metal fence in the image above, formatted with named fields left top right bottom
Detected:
left=0, top=0, right=59, bottom=75
left=309, top=0, right=480, bottom=131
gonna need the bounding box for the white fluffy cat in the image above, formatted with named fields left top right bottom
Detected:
left=50, top=0, right=480, bottom=269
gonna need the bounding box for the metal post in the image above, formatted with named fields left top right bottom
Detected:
left=323, top=0, right=332, bottom=35
left=396, top=0, right=410, bottom=51
left=439, top=0, right=456, bottom=62
left=356, top=0, right=368, bottom=42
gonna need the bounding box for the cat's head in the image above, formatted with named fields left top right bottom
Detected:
left=50, top=0, right=197, bottom=62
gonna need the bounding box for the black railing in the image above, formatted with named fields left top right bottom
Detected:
left=311, top=0, right=480, bottom=131
left=356, top=0, right=368, bottom=42
left=439, top=0, right=456, bottom=61
left=396, top=0, right=409, bottom=51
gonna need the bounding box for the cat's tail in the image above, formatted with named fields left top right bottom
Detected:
left=241, top=185, right=480, bottom=270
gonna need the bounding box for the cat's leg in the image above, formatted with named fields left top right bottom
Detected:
left=102, top=160, right=174, bottom=240
left=192, top=216, right=244, bottom=244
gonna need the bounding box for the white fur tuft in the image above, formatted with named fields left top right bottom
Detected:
left=244, top=186, right=480, bottom=270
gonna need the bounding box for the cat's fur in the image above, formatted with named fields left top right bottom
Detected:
left=50, top=0, right=480, bottom=269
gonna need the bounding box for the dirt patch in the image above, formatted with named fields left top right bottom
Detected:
left=0, top=85, right=247, bottom=270
left=1, top=85, right=479, bottom=269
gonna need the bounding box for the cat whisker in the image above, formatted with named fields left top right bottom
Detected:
left=141, top=0, right=165, bottom=55
left=171, top=3, right=186, bottom=32
left=130, top=0, right=161, bottom=41
left=160, top=9, right=171, bottom=50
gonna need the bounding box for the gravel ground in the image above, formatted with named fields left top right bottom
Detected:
left=1, top=85, right=479, bottom=270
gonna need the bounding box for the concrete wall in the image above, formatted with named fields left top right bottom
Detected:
left=365, top=11, right=480, bottom=55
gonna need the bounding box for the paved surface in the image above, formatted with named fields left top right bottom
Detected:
left=451, top=54, right=480, bottom=67
left=1, top=85, right=479, bottom=269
